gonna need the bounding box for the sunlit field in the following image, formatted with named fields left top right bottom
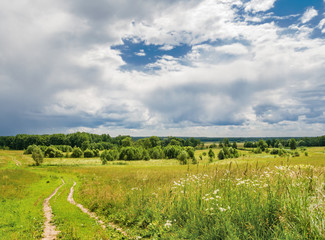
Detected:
left=1, top=147, right=325, bottom=239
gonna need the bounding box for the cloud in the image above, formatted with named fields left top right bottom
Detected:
left=318, top=18, right=325, bottom=33
left=135, top=49, right=146, bottom=56
left=300, top=7, right=318, bottom=23
left=245, top=0, right=277, bottom=13
left=0, top=0, right=325, bottom=136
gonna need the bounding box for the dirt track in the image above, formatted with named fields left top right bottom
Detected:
left=42, top=179, right=65, bottom=240
left=67, top=181, right=130, bottom=238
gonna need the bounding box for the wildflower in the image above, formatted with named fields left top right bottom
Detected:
left=165, top=220, right=172, bottom=228
left=213, top=189, right=220, bottom=194
left=219, top=207, right=227, bottom=212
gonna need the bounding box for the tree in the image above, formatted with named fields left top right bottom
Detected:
left=223, top=138, right=230, bottom=147
left=218, top=149, right=225, bottom=160
left=24, top=144, right=38, bottom=154
left=208, top=149, right=215, bottom=159
left=71, top=147, right=83, bottom=158
left=121, top=137, right=132, bottom=147
left=289, top=138, right=297, bottom=150
left=84, top=149, right=95, bottom=158
left=143, top=149, right=150, bottom=161
left=177, top=151, right=188, bottom=165
left=32, top=147, right=44, bottom=166
left=257, top=139, right=268, bottom=152
left=232, top=142, right=237, bottom=149
left=149, top=136, right=161, bottom=148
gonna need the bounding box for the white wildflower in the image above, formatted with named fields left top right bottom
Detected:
left=165, top=220, right=172, bottom=228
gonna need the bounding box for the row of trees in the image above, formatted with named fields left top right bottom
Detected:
left=0, top=133, right=202, bottom=150
left=25, top=143, right=199, bottom=164
left=244, top=138, right=298, bottom=150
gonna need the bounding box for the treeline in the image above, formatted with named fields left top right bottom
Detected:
left=243, top=136, right=325, bottom=148
left=200, top=136, right=325, bottom=147
left=0, top=133, right=201, bottom=150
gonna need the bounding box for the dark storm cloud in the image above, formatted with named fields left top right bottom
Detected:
left=142, top=80, right=259, bottom=126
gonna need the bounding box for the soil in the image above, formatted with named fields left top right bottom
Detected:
left=42, top=179, right=65, bottom=240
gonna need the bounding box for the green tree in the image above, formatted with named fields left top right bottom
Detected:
left=71, top=147, right=83, bottom=158
left=177, top=150, right=188, bottom=165
left=32, top=147, right=44, bottom=166
left=223, top=138, right=230, bottom=147
left=208, top=149, right=215, bottom=159
left=257, top=139, right=268, bottom=152
left=84, top=149, right=95, bottom=158
left=143, top=149, right=150, bottom=161
left=289, top=138, right=297, bottom=150
left=218, top=149, right=225, bottom=160
left=121, top=137, right=133, bottom=147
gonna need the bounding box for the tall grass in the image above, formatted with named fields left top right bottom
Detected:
left=77, top=163, right=325, bottom=239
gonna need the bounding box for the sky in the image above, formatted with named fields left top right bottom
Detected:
left=0, top=0, right=325, bottom=137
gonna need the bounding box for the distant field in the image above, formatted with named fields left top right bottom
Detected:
left=0, top=147, right=325, bottom=239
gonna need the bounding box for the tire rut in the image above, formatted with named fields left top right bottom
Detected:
left=42, top=179, right=65, bottom=240
left=67, top=181, right=131, bottom=239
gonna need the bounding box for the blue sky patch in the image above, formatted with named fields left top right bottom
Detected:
left=111, top=38, right=192, bottom=71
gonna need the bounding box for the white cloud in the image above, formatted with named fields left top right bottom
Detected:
left=318, top=18, right=325, bottom=33
left=301, top=7, right=318, bottom=23
left=135, top=49, right=146, bottom=56
left=0, top=0, right=325, bottom=136
left=245, top=0, right=277, bottom=13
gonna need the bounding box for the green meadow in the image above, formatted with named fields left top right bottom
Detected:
left=1, top=147, right=325, bottom=239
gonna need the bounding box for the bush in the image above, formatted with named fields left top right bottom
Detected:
left=150, top=146, right=164, bottom=159
left=24, top=145, right=38, bottom=154
left=32, top=147, right=43, bottom=166
left=143, top=149, right=150, bottom=161
left=254, top=147, right=262, bottom=154
left=44, top=146, right=64, bottom=158
left=71, top=147, right=83, bottom=158
left=164, top=145, right=182, bottom=159
left=100, top=150, right=113, bottom=164
left=218, top=149, right=225, bottom=160
left=177, top=151, right=188, bottom=165
left=84, top=149, right=95, bottom=158
left=208, top=149, right=215, bottom=159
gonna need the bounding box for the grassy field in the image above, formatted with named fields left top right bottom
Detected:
left=0, top=147, right=325, bottom=239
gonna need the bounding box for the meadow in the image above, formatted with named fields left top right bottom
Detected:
left=0, top=146, right=325, bottom=239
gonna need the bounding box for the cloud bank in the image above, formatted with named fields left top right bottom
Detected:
left=0, top=0, right=324, bottom=136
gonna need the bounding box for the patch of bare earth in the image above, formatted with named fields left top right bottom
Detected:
left=67, top=181, right=130, bottom=238
left=42, top=179, right=65, bottom=240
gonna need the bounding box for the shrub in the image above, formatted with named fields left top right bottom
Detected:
left=208, top=149, right=215, bottom=159
left=150, top=146, right=164, bottom=159
left=218, top=149, right=225, bottom=160
left=84, top=149, right=95, bottom=158
left=177, top=150, right=188, bottom=165
left=164, top=145, right=182, bottom=159
left=32, top=147, right=43, bottom=166
left=100, top=150, right=113, bottom=164
left=44, top=146, right=64, bottom=158
left=143, top=149, right=150, bottom=161
left=24, top=145, right=38, bottom=154
left=71, top=147, right=83, bottom=158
